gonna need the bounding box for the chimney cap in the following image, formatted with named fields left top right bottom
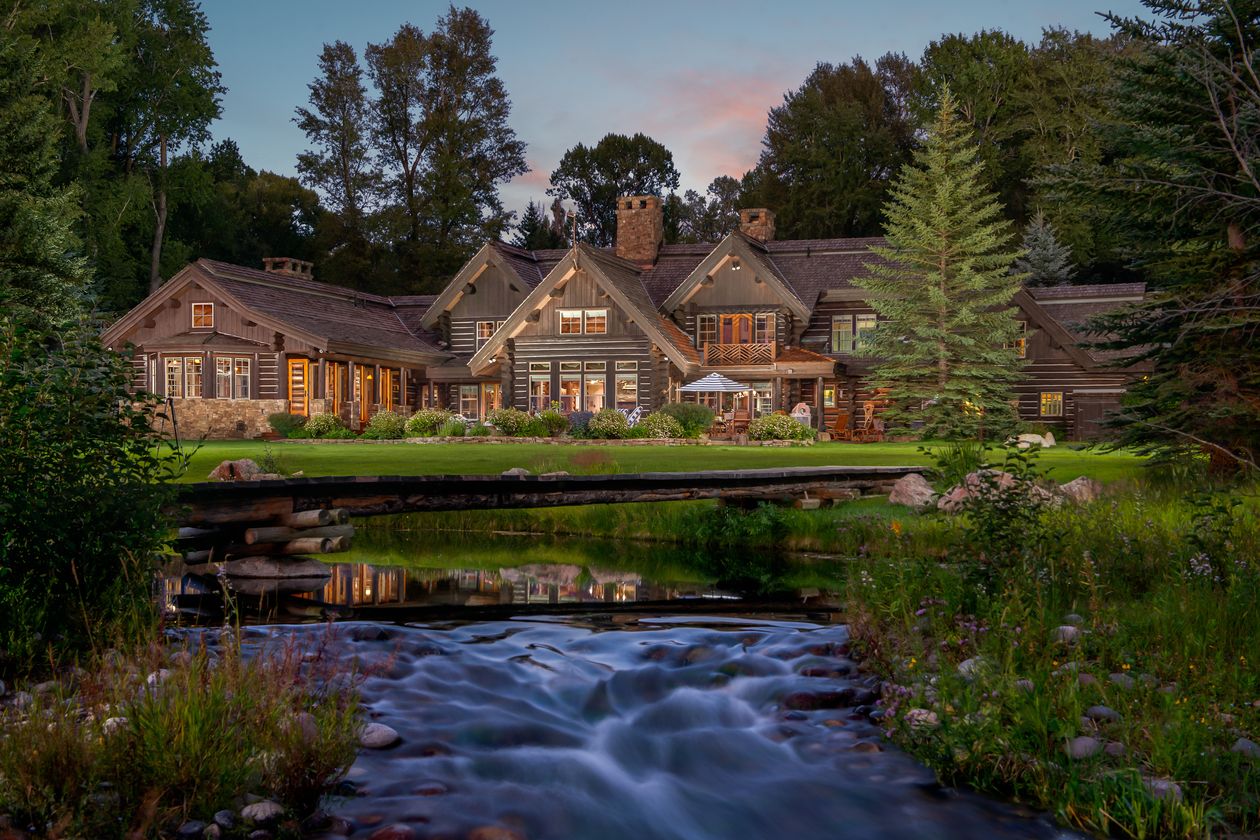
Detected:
left=617, top=194, right=663, bottom=211
left=262, top=257, right=315, bottom=279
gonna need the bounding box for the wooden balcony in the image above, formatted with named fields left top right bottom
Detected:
left=703, top=342, right=776, bottom=366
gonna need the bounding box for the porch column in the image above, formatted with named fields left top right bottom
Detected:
left=317, top=359, right=326, bottom=406
left=815, top=375, right=825, bottom=431
left=771, top=378, right=781, bottom=415
left=400, top=368, right=408, bottom=410
left=347, top=360, right=356, bottom=424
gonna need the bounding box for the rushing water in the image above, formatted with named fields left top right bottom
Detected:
left=169, top=531, right=1078, bottom=839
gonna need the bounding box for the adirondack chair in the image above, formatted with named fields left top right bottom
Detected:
left=832, top=409, right=852, bottom=441
left=626, top=406, right=643, bottom=428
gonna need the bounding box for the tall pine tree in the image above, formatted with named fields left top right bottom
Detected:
left=513, top=200, right=564, bottom=250
left=1013, top=212, right=1075, bottom=286
left=857, top=89, right=1026, bottom=440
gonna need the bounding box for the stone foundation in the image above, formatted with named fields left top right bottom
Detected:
left=160, top=398, right=288, bottom=440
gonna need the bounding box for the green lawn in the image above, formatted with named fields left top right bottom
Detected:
left=179, top=439, right=1146, bottom=483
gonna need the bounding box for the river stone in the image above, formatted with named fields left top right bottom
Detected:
left=1105, top=741, right=1126, bottom=757
left=208, top=458, right=263, bottom=481
left=1108, top=672, right=1135, bottom=690
left=1055, top=625, right=1081, bottom=644
left=1065, top=736, right=1102, bottom=759
left=359, top=722, right=401, bottom=749
left=1062, top=613, right=1085, bottom=626
left=1144, top=778, right=1183, bottom=802
left=212, top=810, right=237, bottom=830
left=1014, top=679, right=1036, bottom=694
left=468, top=826, right=526, bottom=840
left=203, top=824, right=221, bottom=840
left=1078, top=674, right=1099, bottom=688
left=852, top=741, right=882, bottom=753
left=1086, top=705, right=1122, bottom=723
left=367, top=825, right=415, bottom=840
left=957, top=657, right=983, bottom=680
left=1232, top=737, right=1260, bottom=759
left=240, top=800, right=284, bottom=825
left=888, top=474, right=936, bottom=509
left=176, top=820, right=205, bottom=839
left=1058, top=477, right=1101, bottom=504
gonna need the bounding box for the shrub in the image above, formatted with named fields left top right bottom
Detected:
left=638, top=412, right=685, bottom=439
left=404, top=408, right=452, bottom=437
left=361, top=410, right=406, bottom=440
left=747, top=414, right=814, bottom=441
left=587, top=408, right=630, bottom=439
left=439, top=418, right=466, bottom=437
left=469, top=422, right=492, bottom=437
left=322, top=426, right=356, bottom=439
left=487, top=407, right=533, bottom=437
left=924, top=440, right=986, bottom=491
left=568, top=410, right=594, bottom=435
left=522, top=418, right=548, bottom=437
left=536, top=407, right=569, bottom=437
left=660, top=402, right=715, bottom=437
left=304, top=412, right=348, bottom=438
left=267, top=412, right=306, bottom=436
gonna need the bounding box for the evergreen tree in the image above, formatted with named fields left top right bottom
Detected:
left=856, top=89, right=1026, bottom=440
left=1013, top=212, right=1075, bottom=286
left=513, top=199, right=564, bottom=250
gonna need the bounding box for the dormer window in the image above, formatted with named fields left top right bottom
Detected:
left=191, top=302, right=214, bottom=330
left=476, top=320, right=496, bottom=350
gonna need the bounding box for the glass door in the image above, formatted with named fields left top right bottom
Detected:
left=287, top=358, right=309, bottom=416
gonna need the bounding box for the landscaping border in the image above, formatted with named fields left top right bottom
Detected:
left=281, top=436, right=815, bottom=447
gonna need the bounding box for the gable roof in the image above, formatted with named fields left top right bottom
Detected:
left=660, top=233, right=812, bottom=322
left=467, top=243, right=700, bottom=375
left=417, top=242, right=567, bottom=330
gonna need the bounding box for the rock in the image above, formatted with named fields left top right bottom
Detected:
left=1062, top=613, right=1084, bottom=626
left=247, top=831, right=273, bottom=840
left=936, top=470, right=1055, bottom=513
left=10, top=691, right=33, bottom=710
left=1058, top=477, right=1101, bottom=505
left=1108, top=672, right=1135, bottom=690
left=1078, top=674, right=1099, bottom=688
left=1055, top=625, right=1081, bottom=644
left=1086, top=705, right=1122, bottom=723
left=176, top=820, right=206, bottom=839
left=212, top=810, right=237, bottom=830
left=1105, top=741, right=1127, bottom=757
left=936, top=485, right=972, bottom=514
left=146, top=669, right=171, bottom=687
left=367, top=826, right=416, bottom=840
left=1043, top=431, right=1056, bottom=447
left=500, top=467, right=530, bottom=477
left=1065, top=735, right=1102, bottom=759
left=1016, top=433, right=1050, bottom=449
left=1231, top=737, right=1260, bottom=759
left=957, top=657, right=983, bottom=680
left=203, top=824, right=222, bottom=840
left=168, top=650, right=194, bottom=667
left=888, top=474, right=936, bottom=509
left=1143, top=778, right=1183, bottom=802
left=359, top=722, right=401, bottom=749
left=1014, top=679, right=1036, bottom=694
left=468, top=827, right=526, bottom=840
left=540, top=471, right=571, bottom=477
left=240, top=800, right=284, bottom=825
left=851, top=741, right=882, bottom=753
left=414, top=781, right=448, bottom=796
left=102, top=716, right=128, bottom=735
left=33, top=680, right=58, bottom=695
left=904, top=708, right=939, bottom=729
left=208, top=458, right=263, bottom=481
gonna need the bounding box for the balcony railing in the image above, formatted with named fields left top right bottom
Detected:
left=703, top=342, right=776, bottom=366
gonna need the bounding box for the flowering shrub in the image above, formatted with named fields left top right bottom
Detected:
left=536, top=407, right=569, bottom=437
left=304, top=413, right=348, bottom=438
left=438, top=418, right=466, bottom=437
left=638, top=412, right=684, bottom=439
left=659, top=402, right=714, bottom=437
left=587, top=408, right=630, bottom=439
left=487, top=407, right=532, bottom=436
left=567, top=411, right=594, bottom=436
left=361, top=410, right=406, bottom=439
left=469, top=422, right=492, bottom=437
left=747, top=414, right=814, bottom=441
left=404, top=408, right=451, bottom=437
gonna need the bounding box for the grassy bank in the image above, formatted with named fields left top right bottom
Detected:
left=179, top=439, right=1146, bottom=483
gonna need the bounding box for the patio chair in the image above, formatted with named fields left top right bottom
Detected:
left=626, top=406, right=643, bottom=427
left=832, top=410, right=852, bottom=440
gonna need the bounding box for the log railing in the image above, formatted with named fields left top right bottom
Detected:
left=703, top=342, right=775, bottom=366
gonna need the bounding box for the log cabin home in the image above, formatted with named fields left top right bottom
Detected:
left=104, top=196, right=1146, bottom=440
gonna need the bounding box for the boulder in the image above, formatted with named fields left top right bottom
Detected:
left=1143, top=778, right=1183, bottom=802
left=1086, top=705, right=1122, bottom=723
left=937, top=470, right=1056, bottom=512
left=1059, top=476, right=1102, bottom=505
left=957, top=657, right=983, bottom=681
left=888, top=474, right=936, bottom=509
left=1016, top=433, right=1047, bottom=449
left=1108, top=672, right=1135, bottom=690
left=359, top=722, right=401, bottom=749
left=501, top=467, right=530, bottom=477
left=240, top=800, right=284, bottom=825
left=1055, top=625, right=1081, bottom=644
left=208, top=459, right=263, bottom=481
left=1065, top=735, right=1102, bottom=759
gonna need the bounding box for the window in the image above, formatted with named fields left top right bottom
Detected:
left=216, top=358, right=232, bottom=398
left=529, top=375, right=551, bottom=413
left=615, top=374, right=638, bottom=410
left=719, top=313, right=753, bottom=344
left=1040, top=391, right=1064, bottom=417
left=584, top=309, right=607, bottom=335
left=528, top=361, right=551, bottom=373
left=559, top=373, right=581, bottom=413
left=191, top=302, right=214, bottom=329
left=751, top=382, right=773, bottom=416
left=560, top=361, right=582, bottom=372
left=616, top=360, right=637, bottom=372
left=854, top=314, right=877, bottom=350
left=165, top=358, right=183, bottom=397
left=233, top=358, right=250, bottom=399
left=559, top=310, right=582, bottom=334
left=831, top=313, right=877, bottom=353
left=584, top=361, right=606, bottom=371
left=459, top=384, right=480, bottom=419
left=476, top=321, right=496, bottom=350
left=183, top=357, right=203, bottom=399
left=696, top=314, right=716, bottom=348
left=1012, top=322, right=1028, bottom=359
left=823, top=386, right=837, bottom=408
left=584, top=373, right=606, bottom=412
left=755, top=313, right=776, bottom=344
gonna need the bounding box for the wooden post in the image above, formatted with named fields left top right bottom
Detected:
left=815, top=375, right=825, bottom=430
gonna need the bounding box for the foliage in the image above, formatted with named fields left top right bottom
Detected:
left=1013, top=211, right=1075, bottom=286
left=747, top=414, right=815, bottom=441
left=0, top=636, right=360, bottom=836
left=923, top=439, right=987, bottom=491
left=659, top=402, right=714, bottom=438
left=638, top=412, right=685, bottom=439
left=857, top=89, right=1025, bottom=440
left=267, top=412, right=307, bottom=436
left=586, top=408, right=630, bottom=439
left=361, top=409, right=406, bottom=439
left=468, top=422, right=492, bottom=437
left=513, top=199, right=566, bottom=250
left=303, top=412, right=348, bottom=438
left=405, top=407, right=452, bottom=436
left=1046, top=2, right=1260, bottom=475
left=487, top=406, right=533, bottom=436
left=535, top=407, right=570, bottom=437
left=959, top=445, right=1058, bottom=572
left=674, top=176, right=743, bottom=244
left=438, top=418, right=466, bottom=437
left=547, top=132, right=680, bottom=246
left=567, top=410, right=594, bottom=435
left=0, top=319, right=183, bottom=666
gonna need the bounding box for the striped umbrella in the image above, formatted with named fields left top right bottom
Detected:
left=677, top=372, right=752, bottom=392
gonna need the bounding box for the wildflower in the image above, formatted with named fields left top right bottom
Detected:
left=891, top=520, right=903, bottom=536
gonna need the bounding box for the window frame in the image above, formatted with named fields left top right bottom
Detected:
left=1039, top=391, right=1064, bottom=417
left=183, top=356, right=203, bottom=399
left=475, top=320, right=496, bottom=350
left=583, top=308, right=608, bottom=335
left=583, top=372, right=606, bottom=412
left=191, top=302, right=214, bottom=330
left=696, top=314, right=717, bottom=349
left=615, top=373, right=638, bottom=411
left=165, top=357, right=183, bottom=397
left=215, top=357, right=233, bottom=399
left=459, top=384, right=480, bottom=419
left=528, top=375, right=551, bottom=413
left=233, top=358, right=251, bottom=399
left=558, top=309, right=583, bottom=335
left=754, top=313, right=776, bottom=345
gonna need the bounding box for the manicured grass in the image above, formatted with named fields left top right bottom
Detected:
left=179, top=439, right=1146, bottom=483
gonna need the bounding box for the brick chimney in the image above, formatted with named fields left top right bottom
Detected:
left=262, top=257, right=314, bottom=280
left=738, top=208, right=776, bottom=242
left=615, top=195, right=663, bottom=264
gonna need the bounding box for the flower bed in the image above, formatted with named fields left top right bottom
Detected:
left=281, top=436, right=814, bottom=447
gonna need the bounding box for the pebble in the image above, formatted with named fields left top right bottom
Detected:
left=367, top=825, right=415, bottom=840
left=1143, top=778, right=1183, bottom=802
left=468, top=827, right=526, bottom=840
left=1014, top=679, right=1035, bottom=694
left=359, top=722, right=401, bottom=749
left=1231, top=737, right=1260, bottom=759
left=212, top=810, right=237, bottom=830
left=1077, top=674, right=1098, bottom=688
left=176, top=820, right=205, bottom=839
left=240, top=800, right=284, bottom=825
left=1086, top=705, right=1122, bottom=723
left=1055, top=626, right=1080, bottom=644
left=1108, top=673, right=1135, bottom=690
left=1064, top=735, right=1101, bottom=759
left=957, top=657, right=983, bottom=680
left=1105, top=741, right=1126, bottom=757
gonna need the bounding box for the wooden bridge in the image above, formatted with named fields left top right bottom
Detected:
left=173, top=465, right=927, bottom=526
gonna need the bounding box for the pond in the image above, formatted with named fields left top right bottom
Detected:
left=166, top=529, right=1077, bottom=840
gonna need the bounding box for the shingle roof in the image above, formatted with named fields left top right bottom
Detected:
left=491, top=243, right=568, bottom=288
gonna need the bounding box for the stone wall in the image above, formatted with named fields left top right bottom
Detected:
left=614, top=195, right=663, bottom=264
left=161, top=398, right=288, bottom=440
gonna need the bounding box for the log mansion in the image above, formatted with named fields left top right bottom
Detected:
left=102, top=196, right=1144, bottom=440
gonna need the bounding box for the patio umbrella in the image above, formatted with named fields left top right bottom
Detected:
left=677, top=372, right=752, bottom=393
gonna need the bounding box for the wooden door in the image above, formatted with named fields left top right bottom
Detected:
left=482, top=382, right=500, bottom=416
left=356, top=367, right=371, bottom=423
left=287, top=358, right=309, bottom=416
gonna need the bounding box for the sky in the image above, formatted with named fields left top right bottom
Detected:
left=201, top=0, right=1149, bottom=216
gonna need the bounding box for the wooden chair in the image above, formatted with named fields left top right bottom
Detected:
left=731, top=409, right=751, bottom=434
left=832, top=410, right=852, bottom=441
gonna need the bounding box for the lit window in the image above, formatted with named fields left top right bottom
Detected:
left=215, top=358, right=232, bottom=398
left=1040, top=391, right=1064, bottom=417
left=823, top=386, right=836, bottom=408
left=751, top=382, right=773, bottom=416
left=1015, top=322, right=1027, bottom=359
left=476, top=321, right=496, bottom=350
left=529, top=375, right=551, bottom=413
left=697, top=314, right=716, bottom=348
left=459, top=384, right=479, bottom=419
left=831, top=314, right=876, bottom=353
left=615, top=374, right=638, bottom=410
left=755, top=313, right=776, bottom=344
left=191, top=302, right=214, bottom=329
left=616, top=360, right=637, bottom=372
left=584, top=309, right=607, bottom=335
left=165, top=357, right=183, bottom=397
left=233, top=358, right=250, bottom=399
left=559, top=373, right=581, bottom=413
left=183, top=357, right=203, bottom=399
left=855, top=314, right=877, bottom=350
left=584, top=373, right=606, bottom=412
left=559, top=361, right=582, bottom=372
left=584, top=361, right=606, bottom=371
left=559, top=310, right=582, bottom=334
left=528, top=361, right=551, bottom=373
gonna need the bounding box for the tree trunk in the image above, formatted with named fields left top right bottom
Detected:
left=149, top=135, right=168, bottom=294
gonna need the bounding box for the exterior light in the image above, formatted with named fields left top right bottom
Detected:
left=732, top=259, right=742, bottom=271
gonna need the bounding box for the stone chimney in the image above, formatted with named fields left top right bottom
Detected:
left=615, top=195, right=663, bottom=264
left=262, top=257, right=314, bottom=280
left=738, top=208, right=776, bottom=242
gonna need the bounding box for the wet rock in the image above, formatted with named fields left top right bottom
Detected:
left=852, top=741, right=882, bottom=753
left=904, top=708, right=939, bottom=729
left=957, top=657, right=983, bottom=681
left=1065, top=736, right=1102, bottom=759
left=1105, top=741, right=1126, bottom=758
left=203, top=824, right=221, bottom=840
left=1014, top=679, right=1035, bottom=695
left=782, top=689, right=855, bottom=711
left=1231, top=737, right=1260, bottom=759
left=1058, top=478, right=1100, bottom=504
left=175, top=820, right=205, bottom=839
left=349, top=625, right=392, bottom=642
left=468, top=827, right=526, bottom=840
left=1143, top=778, right=1183, bottom=802
left=1055, top=625, right=1080, bottom=644
left=367, top=825, right=415, bottom=840
left=212, top=810, right=236, bottom=830
left=208, top=458, right=263, bottom=481
left=1086, top=705, right=1122, bottom=724
left=359, top=722, right=401, bottom=749
left=414, top=781, right=448, bottom=796
left=1108, top=672, right=1135, bottom=690
left=240, top=800, right=284, bottom=825
left=888, top=474, right=936, bottom=509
